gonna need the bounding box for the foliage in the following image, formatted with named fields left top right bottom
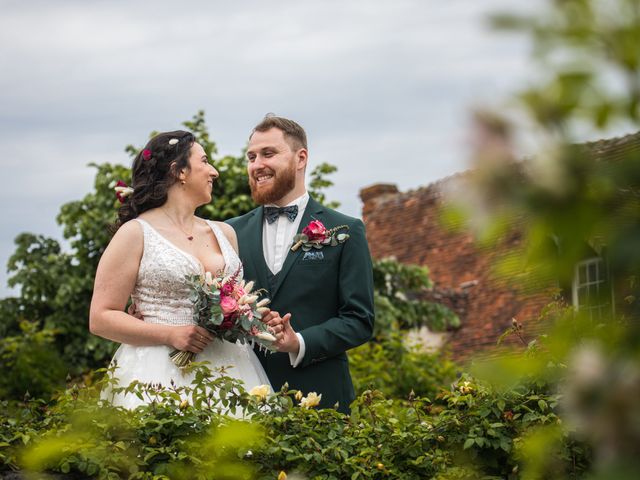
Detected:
left=479, top=0, right=640, bottom=311
left=0, top=361, right=589, bottom=480
left=349, top=331, right=458, bottom=400
left=446, top=0, right=640, bottom=477
left=2, top=364, right=266, bottom=479
left=372, top=257, right=460, bottom=336
left=308, top=161, right=341, bottom=210
left=0, top=320, right=66, bottom=400
left=346, top=257, right=461, bottom=401
left=5, top=0, right=637, bottom=476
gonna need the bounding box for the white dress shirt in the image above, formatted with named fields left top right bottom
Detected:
left=262, top=191, right=308, bottom=367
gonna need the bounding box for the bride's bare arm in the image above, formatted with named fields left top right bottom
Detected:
left=89, top=220, right=213, bottom=352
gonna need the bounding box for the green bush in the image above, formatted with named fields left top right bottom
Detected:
left=0, top=362, right=590, bottom=480
left=0, top=320, right=67, bottom=400
left=372, top=258, right=459, bottom=335
left=349, top=332, right=458, bottom=400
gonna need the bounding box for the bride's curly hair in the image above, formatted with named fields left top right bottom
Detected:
left=117, top=130, right=196, bottom=227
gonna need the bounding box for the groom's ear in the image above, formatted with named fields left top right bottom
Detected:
left=296, top=148, right=308, bottom=172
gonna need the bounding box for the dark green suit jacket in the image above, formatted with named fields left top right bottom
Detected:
left=226, top=197, right=374, bottom=413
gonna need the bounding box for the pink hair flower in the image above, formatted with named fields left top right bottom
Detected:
left=142, top=149, right=152, bottom=161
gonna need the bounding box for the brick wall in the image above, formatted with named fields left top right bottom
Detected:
left=360, top=180, right=551, bottom=362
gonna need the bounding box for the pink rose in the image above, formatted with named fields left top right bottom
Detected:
left=220, top=295, right=238, bottom=315
left=142, top=149, right=152, bottom=161
left=302, top=220, right=327, bottom=242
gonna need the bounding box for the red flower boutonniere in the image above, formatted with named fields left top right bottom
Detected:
left=291, top=220, right=350, bottom=252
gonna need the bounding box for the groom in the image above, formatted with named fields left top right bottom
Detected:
left=227, top=115, right=375, bottom=413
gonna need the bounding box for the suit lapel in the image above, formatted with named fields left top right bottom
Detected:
left=244, top=207, right=271, bottom=295
left=271, top=197, right=324, bottom=299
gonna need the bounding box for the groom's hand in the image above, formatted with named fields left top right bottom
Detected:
left=266, top=312, right=299, bottom=354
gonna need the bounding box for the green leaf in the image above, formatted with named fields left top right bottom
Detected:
left=538, top=399, right=548, bottom=412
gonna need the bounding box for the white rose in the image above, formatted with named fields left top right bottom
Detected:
left=249, top=384, right=270, bottom=400
left=300, top=392, right=322, bottom=409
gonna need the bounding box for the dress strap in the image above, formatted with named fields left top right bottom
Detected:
left=133, top=218, right=202, bottom=272
left=206, top=221, right=242, bottom=277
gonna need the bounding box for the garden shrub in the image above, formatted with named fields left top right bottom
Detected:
left=0, top=362, right=590, bottom=480
left=349, top=331, right=459, bottom=400
left=0, top=320, right=67, bottom=400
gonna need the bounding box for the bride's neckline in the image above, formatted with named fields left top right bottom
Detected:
left=135, top=218, right=227, bottom=274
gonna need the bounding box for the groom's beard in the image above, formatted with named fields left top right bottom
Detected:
left=249, top=162, right=296, bottom=205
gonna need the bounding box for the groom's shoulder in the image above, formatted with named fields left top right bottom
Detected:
left=225, top=207, right=261, bottom=228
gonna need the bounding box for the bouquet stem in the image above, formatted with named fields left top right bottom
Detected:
left=169, top=349, right=195, bottom=368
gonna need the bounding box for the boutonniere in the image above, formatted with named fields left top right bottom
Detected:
left=291, top=220, right=350, bottom=252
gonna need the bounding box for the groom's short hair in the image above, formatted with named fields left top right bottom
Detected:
left=251, top=114, right=308, bottom=151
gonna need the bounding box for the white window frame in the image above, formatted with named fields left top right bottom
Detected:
left=572, top=256, right=613, bottom=320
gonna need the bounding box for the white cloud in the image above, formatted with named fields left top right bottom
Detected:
left=0, top=0, right=548, bottom=296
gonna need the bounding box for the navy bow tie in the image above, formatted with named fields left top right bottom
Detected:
left=264, top=205, right=299, bottom=224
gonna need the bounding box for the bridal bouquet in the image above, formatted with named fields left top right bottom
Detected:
left=170, top=268, right=276, bottom=368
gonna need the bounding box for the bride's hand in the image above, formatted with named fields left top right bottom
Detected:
left=167, top=326, right=214, bottom=353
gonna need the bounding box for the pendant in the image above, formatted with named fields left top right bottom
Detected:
left=187, top=236, right=194, bottom=241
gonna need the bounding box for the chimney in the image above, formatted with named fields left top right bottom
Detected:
left=360, top=183, right=399, bottom=203
left=360, top=183, right=399, bottom=219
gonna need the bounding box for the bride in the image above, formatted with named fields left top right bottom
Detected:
left=89, top=130, right=272, bottom=409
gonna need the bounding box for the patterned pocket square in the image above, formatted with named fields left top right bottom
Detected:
left=302, top=250, right=324, bottom=261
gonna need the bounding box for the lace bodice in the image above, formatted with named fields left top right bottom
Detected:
left=131, top=218, right=242, bottom=326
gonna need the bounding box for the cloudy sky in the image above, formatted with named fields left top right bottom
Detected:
left=0, top=0, right=618, bottom=297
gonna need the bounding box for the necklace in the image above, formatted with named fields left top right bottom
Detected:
left=161, top=208, right=195, bottom=241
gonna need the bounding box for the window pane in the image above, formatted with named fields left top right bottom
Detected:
left=579, top=264, right=588, bottom=283
left=578, top=287, right=588, bottom=306
left=588, top=262, right=598, bottom=284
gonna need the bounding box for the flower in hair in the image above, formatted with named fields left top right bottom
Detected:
left=114, top=180, right=134, bottom=204
left=142, top=149, right=152, bottom=161
left=168, top=138, right=179, bottom=145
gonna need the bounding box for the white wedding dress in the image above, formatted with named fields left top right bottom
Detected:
left=102, top=218, right=271, bottom=410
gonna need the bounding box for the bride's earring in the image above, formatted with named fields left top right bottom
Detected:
left=181, top=180, right=185, bottom=185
